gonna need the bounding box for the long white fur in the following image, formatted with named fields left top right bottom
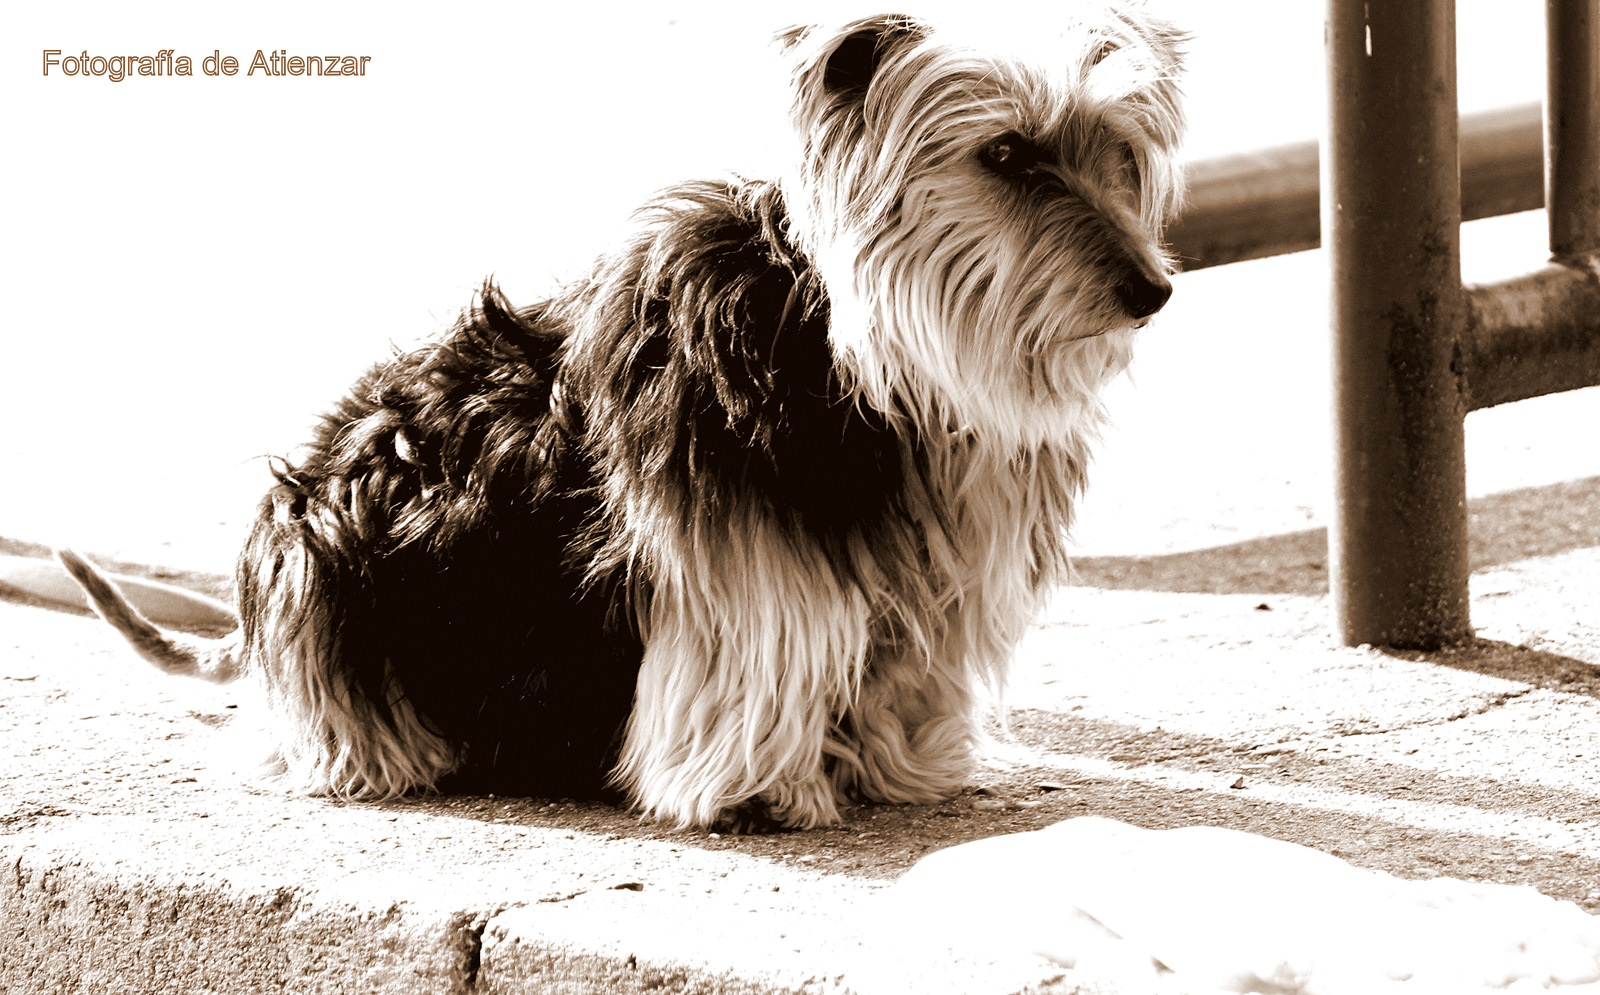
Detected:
left=614, top=6, right=1185, bottom=828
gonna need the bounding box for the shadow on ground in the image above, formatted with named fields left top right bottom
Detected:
left=1073, top=475, right=1600, bottom=596
left=1379, top=637, right=1600, bottom=698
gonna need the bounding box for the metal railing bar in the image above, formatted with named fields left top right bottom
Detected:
left=1465, top=257, right=1600, bottom=409
left=1170, top=103, right=1544, bottom=271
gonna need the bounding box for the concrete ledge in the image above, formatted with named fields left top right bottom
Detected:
left=3, top=542, right=1599, bottom=993
left=4, top=854, right=477, bottom=993
left=1, top=790, right=1058, bottom=995
left=0, top=595, right=1059, bottom=994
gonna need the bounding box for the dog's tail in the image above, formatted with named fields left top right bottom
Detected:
left=55, top=548, right=243, bottom=684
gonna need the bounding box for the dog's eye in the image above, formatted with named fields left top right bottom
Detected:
left=979, top=133, right=1045, bottom=177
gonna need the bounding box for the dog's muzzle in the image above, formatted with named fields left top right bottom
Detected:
left=1071, top=198, right=1174, bottom=322
left=1114, top=263, right=1173, bottom=320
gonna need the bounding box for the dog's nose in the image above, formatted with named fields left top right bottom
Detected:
left=1115, top=269, right=1173, bottom=320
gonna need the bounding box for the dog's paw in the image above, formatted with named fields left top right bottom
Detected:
left=710, top=800, right=796, bottom=835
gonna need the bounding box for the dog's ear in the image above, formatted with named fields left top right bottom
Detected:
left=1116, top=6, right=1187, bottom=77
left=774, top=24, right=812, bottom=53
left=818, top=15, right=924, bottom=99
left=1142, top=18, right=1188, bottom=76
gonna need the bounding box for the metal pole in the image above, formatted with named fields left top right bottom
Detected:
left=1325, top=0, right=1472, bottom=648
left=1547, top=0, right=1600, bottom=256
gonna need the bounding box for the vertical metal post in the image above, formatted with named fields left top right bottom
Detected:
left=1325, top=0, right=1473, bottom=648
left=1547, top=0, right=1600, bottom=255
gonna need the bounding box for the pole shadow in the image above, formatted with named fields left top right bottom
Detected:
left=1072, top=475, right=1600, bottom=597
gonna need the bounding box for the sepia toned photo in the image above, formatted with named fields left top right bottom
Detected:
left=4, top=1, right=1599, bottom=991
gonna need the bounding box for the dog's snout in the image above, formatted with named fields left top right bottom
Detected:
left=1114, top=267, right=1172, bottom=320
left=1085, top=212, right=1174, bottom=323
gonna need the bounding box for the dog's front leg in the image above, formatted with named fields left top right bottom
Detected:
left=613, top=518, right=872, bottom=831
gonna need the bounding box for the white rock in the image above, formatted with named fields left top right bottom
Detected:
left=876, top=817, right=1600, bottom=994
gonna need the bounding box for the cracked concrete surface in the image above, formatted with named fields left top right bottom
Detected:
left=3, top=536, right=1599, bottom=993
left=1013, top=586, right=1543, bottom=747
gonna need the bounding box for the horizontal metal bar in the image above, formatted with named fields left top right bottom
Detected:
left=1462, top=252, right=1600, bottom=410
left=1169, top=103, right=1544, bottom=270
left=1169, top=141, right=1320, bottom=271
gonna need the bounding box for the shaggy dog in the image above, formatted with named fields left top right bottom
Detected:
left=62, top=7, right=1186, bottom=831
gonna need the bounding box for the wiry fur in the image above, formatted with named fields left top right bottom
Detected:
left=62, top=6, right=1185, bottom=831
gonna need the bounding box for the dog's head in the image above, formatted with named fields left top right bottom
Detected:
left=779, top=8, right=1186, bottom=446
